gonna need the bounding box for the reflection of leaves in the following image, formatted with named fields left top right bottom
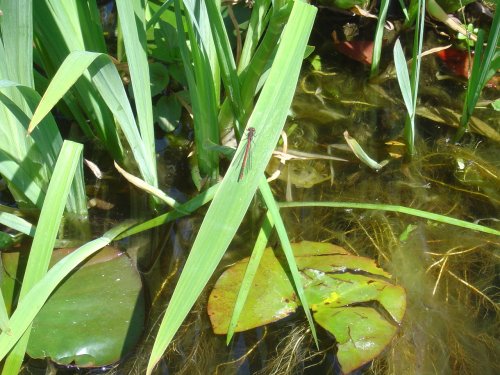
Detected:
left=416, top=106, right=500, bottom=142
left=208, top=241, right=406, bottom=374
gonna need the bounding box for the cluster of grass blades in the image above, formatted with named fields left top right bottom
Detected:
left=455, top=5, right=499, bottom=141
left=0, top=0, right=499, bottom=374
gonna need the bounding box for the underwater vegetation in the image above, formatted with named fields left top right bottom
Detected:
left=0, top=0, right=498, bottom=374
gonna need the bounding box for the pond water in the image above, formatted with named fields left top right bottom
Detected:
left=8, top=4, right=499, bottom=375
left=105, top=26, right=497, bottom=375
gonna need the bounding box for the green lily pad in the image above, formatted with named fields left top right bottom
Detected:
left=208, top=248, right=299, bottom=334
left=314, top=306, right=398, bottom=373
left=154, top=95, right=181, bottom=132
left=149, top=62, right=170, bottom=97
left=208, top=241, right=406, bottom=373
left=1, top=246, right=144, bottom=367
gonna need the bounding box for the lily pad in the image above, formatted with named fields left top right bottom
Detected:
left=1, top=246, right=144, bottom=367
left=149, top=62, right=170, bottom=97
left=154, top=95, right=181, bottom=132
left=314, top=306, right=398, bottom=373
left=208, top=241, right=406, bottom=373
left=208, top=248, right=299, bottom=334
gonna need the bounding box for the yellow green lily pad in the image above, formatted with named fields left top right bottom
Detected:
left=208, top=241, right=406, bottom=373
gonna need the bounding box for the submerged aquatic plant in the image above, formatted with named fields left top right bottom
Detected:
left=0, top=1, right=498, bottom=374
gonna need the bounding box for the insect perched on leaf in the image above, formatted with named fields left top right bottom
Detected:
left=238, top=127, right=256, bottom=181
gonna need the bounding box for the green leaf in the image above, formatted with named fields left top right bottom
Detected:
left=393, top=39, right=414, bottom=119
left=33, top=1, right=122, bottom=160
left=492, top=99, right=500, bottom=111
left=154, top=95, right=181, bottom=132
left=0, top=81, right=86, bottom=215
left=344, top=131, right=388, bottom=170
left=278, top=201, right=500, bottom=237
left=370, top=0, right=390, bottom=78
left=149, top=62, right=170, bottom=97
left=205, top=0, right=243, bottom=122
left=23, top=247, right=144, bottom=366
left=226, top=211, right=274, bottom=344
left=1, top=0, right=34, bottom=88
left=146, top=2, right=317, bottom=373
left=116, top=0, right=157, bottom=188
left=208, top=241, right=406, bottom=374
left=1, top=140, right=83, bottom=374
left=258, top=178, right=319, bottom=346
left=28, top=51, right=157, bottom=189
left=314, top=307, right=398, bottom=373
left=0, top=289, right=10, bottom=335
left=0, top=222, right=136, bottom=362
left=208, top=245, right=299, bottom=334
left=174, top=0, right=220, bottom=179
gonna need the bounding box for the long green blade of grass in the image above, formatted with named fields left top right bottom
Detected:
left=1, top=0, right=33, bottom=88
left=0, top=83, right=86, bottom=213
left=370, top=0, right=390, bottom=78
left=1, top=140, right=83, bottom=374
left=240, top=3, right=293, bottom=123
left=183, top=0, right=220, bottom=101
left=455, top=6, right=500, bottom=140
left=237, top=0, right=272, bottom=74
left=226, top=210, right=274, bottom=343
left=146, top=0, right=174, bottom=30
left=0, top=2, right=85, bottom=215
left=410, top=0, right=425, bottom=115
left=406, top=0, right=425, bottom=156
left=27, top=51, right=158, bottom=189
left=0, top=212, right=35, bottom=237
left=258, top=177, right=319, bottom=345
left=0, top=221, right=136, bottom=361
left=0, top=292, right=9, bottom=335
left=278, top=201, right=500, bottom=237
left=146, top=2, right=317, bottom=373
left=114, top=183, right=220, bottom=240
left=174, top=0, right=219, bottom=181
left=33, top=0, right=123, bottom=160
left=0, top=148, right=45, bottom=207
left=219, top=2, right=292, bottom=134
left=393, top=39, right=414, bottom=118
left=116, top=0, right=157, bottom=188
left=205, top=0, right=243, bottom=123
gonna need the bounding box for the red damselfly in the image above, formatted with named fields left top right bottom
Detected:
left=238, top=127, right=256, bottom=181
